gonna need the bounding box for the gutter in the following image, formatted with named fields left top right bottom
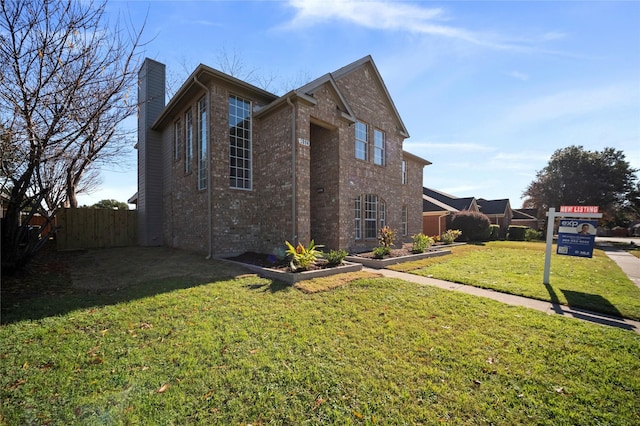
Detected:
left=193, top=74, right=213, bottom=259
left=286, top=96, right=297, bottom=244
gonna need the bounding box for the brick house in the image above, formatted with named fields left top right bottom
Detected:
left=422, top=187, right=478, bottom=236
left=137, top=55, right=430, bottom=257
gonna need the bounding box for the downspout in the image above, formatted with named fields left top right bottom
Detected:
left=193, top=75, right=213, bottom=259
left=286, top=96, right=297, bottom=244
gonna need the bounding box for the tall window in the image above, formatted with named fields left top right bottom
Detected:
left=401, top=160, right=407, bottom=184
left=174, top=119, right=182, bottom=161
left=197, top=97, right=207, bottom=190
left=373, top=129, right=385, bottom=165
left=185, top=109, right=193, bottom=174
left=229, top=95, right=252, bottom=189
left=354, top=197, right=362, bottom=240
left=401, top=205, right=408, bottom=236
left=354, top=194, right=386, bottom=240
left=355, top=121, right=368, bottom=161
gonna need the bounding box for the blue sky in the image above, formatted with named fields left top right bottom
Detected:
left=79, top=0, right=640, bottom=208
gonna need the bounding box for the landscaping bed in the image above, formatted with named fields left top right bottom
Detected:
left=345, top=243, right=455, bottom=269
left=221, top=252, right=362, bottom=284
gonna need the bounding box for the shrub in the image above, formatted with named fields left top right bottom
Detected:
left=377, top=226, right=396, bottom=249
left=285, top=240, right=324, bottom=271
left=525, top=228, right=543, bottom=241
left=373, top=246, right=390, bottom=259
left=488, top=224, right=501, bottom=240
left=506, top=226, right=528, bottom=241
left=441, top=229, right=462, bottom=244
left=411, top=233, right=434, bottom=253
left=325, top=249, right=348, bottom=266
left=450, top=210, right=491, bottom=241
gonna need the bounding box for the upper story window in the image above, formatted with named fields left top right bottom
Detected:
left=401, top=160, right=407, bottom=184
left=355, top=121, right=368, bottom=161
left=197, top=97, right=207, bottom=190
left=229, top=95, right=252, bottom=190
left=174, top=119, right=182, bottom=162
left=185, top=109, right=193, bottom=174
left=373, top=129, right=385, bottom=166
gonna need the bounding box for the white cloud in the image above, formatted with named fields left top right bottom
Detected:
left=505, top=84, right=638, bottom=125
left=507, top=71, right=529, bottom=81
left=283, top=0, right=563, bottom=52
left=406, top=141, right=496, bottom=152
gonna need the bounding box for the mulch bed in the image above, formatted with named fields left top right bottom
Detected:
left=225, top=252, right=334, bottom=272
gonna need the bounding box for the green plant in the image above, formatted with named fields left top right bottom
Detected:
left=506, top=225, right=528, bottom=241
left=525, top=228, right=543, bottom=241
left=373, top=246, right=390, bottom=259
left=285, top=240, right=324, bottom=271
left=377, top=226, right=396, bottom=249
left=411, top=233, right=434, bottom=253
left=441, top=229, right=462, bottom=244
left=325, top=249, right=348, bottom=266
left=450, top=211, right=491, bottom=241
left=488, top=224, right=501, bottom=240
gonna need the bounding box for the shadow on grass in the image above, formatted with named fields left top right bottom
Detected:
left=1, top=245, right=280, bottom=325
left=244, top=280, right=290, bottom=293
left=561, top=289, right=623, bottom=318
left=543, top=284, right=635, bottom=331
left=1, top=275, right=228, bottom=325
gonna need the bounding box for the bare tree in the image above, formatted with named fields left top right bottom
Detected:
left=0, top=0, right=144, bottom=272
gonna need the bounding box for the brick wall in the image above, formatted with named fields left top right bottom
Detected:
left=149, top=58, right=426, bottom=257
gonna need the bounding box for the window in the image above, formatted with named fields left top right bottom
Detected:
left=354, top=197, right=362, bottom=240
left=354, top=194, right=386, bottom=240
left=373, top=129, right=385, bottom=165
left=197, top=97, right=207, bottom=190
left=185, top=110, right=193, bottom=174
left=401, top=205, right=408, bottom=236
left=401, top=160, right=407, bottom=184
left=355, top=121, right=368, bottom=161
left=174, top=119, right=182, bottom=161
left=229, top=95, right=252, bottom=189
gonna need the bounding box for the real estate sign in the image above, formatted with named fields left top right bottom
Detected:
left=556, top=219, right=598, bottom=258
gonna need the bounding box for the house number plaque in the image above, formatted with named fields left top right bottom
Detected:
left=298, top=138, right=310, bottom=146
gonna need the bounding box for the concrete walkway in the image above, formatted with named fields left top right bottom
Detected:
left=366, top=244, right=640, bottom=334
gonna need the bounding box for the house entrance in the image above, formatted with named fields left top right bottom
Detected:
left=309, top=122, right=340, bottom=249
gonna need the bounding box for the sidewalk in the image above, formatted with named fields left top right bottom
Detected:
left=367, top=246, right=640, bottom=334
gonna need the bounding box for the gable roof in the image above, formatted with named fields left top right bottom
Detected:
left=477, top=198, right=511, bottom=216
left=331, top=55, right=409, bottom=138
left=423, top=194, right=459, bottom=213
left=153, top=63, right=278, bottom=130
left=423, top=187, right=476, bottom=212
left=512, top=208, right=538, bottom=220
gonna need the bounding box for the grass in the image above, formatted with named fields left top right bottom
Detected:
left=389, top=241, right=640, bottom=321
left=1, top=246, right=639, bottom=424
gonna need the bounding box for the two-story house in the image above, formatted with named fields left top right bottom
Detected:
left=137, top=55, right=430, bottom=257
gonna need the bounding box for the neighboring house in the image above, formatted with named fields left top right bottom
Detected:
left=476, top=198, right=513, bottom=237
left=511, top=208, right=541, bottom=230
left=136, top=56, right=430, bottom=257
left=422, top=187, right=478, bottom=236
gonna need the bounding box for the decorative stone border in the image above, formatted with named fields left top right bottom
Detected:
left=218, top=258, right=363, bottom=284
left=345, top=248, right=451, bottom=269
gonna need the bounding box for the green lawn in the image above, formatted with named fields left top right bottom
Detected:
left=390, top=241, right=640, bottom=321
left=1, top=247, right=639, bottom=424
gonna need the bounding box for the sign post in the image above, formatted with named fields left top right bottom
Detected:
left=543, top=206, right=602, bottom=284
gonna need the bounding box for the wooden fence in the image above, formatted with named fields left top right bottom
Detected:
left=56, top=208, right=137, bottom=251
